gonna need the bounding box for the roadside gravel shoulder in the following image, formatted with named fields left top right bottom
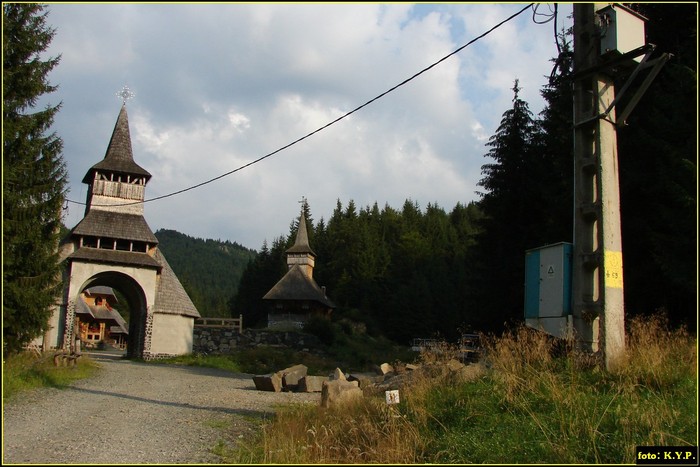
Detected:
left=2, top=352, right=321, bottom=464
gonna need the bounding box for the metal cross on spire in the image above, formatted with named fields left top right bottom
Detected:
left=116, top=85, right=135, bottom=105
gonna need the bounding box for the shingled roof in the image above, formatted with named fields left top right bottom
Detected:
left=84, top=286, right=118, bottom=301
left=71, top=210, right=158, bottom=244
left=67, top=248, right=162, bottom=269
left=286, top=211, right=316, bottom=256
left=151, top=248, right=201, bottom=318
left=75, top=299, right=129, bottom=334
left=82, top=104, right=151, bottom=184
left=263, top=264, right=335, bottom=308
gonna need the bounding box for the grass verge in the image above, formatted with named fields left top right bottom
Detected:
left=3, top=351, right=100, bottom=402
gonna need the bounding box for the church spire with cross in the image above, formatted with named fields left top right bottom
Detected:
left=81, top=86, right=151, bottom=217
left=286, top=197, right=316, bottom=277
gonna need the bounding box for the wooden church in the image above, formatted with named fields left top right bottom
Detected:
left=263, top=206, right=335, bottom=329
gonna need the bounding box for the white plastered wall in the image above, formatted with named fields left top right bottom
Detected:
left=150, top=313, right=194, bottom=355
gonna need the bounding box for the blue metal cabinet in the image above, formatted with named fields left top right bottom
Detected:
left=524, top=242, right=573, bottom=338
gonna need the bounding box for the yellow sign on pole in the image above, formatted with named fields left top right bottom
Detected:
left=604, top=251, right=624, bottom=289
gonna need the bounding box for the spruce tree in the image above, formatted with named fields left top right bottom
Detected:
left=616, top=4, right=697, bottom=329
left=535, top=32, right=574, bottom=244
left=472, top=80, right=540, bottom=330
left=3, top=3, right=67, bottom=355
left=229, top=238, right=287, bottom=328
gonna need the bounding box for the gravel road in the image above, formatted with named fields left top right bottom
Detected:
left=3, top=351, right=321, bottom=464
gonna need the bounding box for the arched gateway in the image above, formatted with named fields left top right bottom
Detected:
left=41, top=103, right=200, bottom=359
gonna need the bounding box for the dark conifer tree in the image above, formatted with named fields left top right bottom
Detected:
left=229, top=238, right=287, bottom=328
left=472, top=80, right=540, bottom=331
left=3, top=3, right=67, bottom=355
left=617, top=3, right=697, bottom=329
left=535, top=31, right=574, bottom=245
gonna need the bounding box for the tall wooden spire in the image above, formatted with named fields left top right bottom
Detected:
left=286, top=209, right=316, bottom=278
left=82, top=104, right=151, bottom=216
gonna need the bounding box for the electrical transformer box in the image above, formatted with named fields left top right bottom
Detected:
left=524, top=242, right=573, bottom=338
left=596, top=3, right=647, bottom=62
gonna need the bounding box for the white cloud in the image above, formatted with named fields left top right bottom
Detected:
left=40, top=3, right=573, bottom=249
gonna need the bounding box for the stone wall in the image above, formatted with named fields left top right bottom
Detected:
left=192, top=326, right=322, bottom=354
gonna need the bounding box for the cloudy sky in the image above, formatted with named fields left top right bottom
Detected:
left=38, top=3, right=573, bottom=250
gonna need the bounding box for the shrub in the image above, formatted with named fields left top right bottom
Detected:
left=303, top=315, right=335, bottom=346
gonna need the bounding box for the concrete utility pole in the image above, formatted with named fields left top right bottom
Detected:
left=572, top=3, right=626, bottom=370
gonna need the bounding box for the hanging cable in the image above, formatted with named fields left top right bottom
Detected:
left=531, top=3, right=556, bottom=25
left=548, top=3, right=574, bottom=82
left=66, top=3, right=535, bottom=208
left=553, top=3, right=561, bottom=55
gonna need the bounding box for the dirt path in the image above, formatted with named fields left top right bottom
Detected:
left=2, top=352, right=321, bottom=464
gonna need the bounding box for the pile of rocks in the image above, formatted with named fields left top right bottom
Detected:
left=252, top=359, right=485, bottom=408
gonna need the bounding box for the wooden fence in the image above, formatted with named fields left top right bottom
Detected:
left=194, top=314, right=243, bottom=333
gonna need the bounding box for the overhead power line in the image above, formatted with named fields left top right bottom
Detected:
left=67, top=3, right=535, bottom=208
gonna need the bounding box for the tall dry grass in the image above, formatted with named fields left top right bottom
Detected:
left=480, top=313, right=697, bottom=463
left=226, top=313, right=695, bottom=464
left=244, top=396, right=426, bottom=464
left=231, top=343, right=479, bottom=464
left=615, top=313, right=696, bottom=389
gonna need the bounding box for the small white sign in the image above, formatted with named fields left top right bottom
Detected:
left=385, top=389, right=400, bottom=405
